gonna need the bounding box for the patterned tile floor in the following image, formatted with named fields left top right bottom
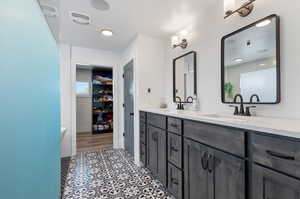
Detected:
left=62, top=148, right=173, bottom=199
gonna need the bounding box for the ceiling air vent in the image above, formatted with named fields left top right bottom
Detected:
left=40, top=4, right=58, bottom=17
left=70, top=12, right=91, bottom=25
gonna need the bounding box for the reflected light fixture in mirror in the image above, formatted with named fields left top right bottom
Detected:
left=256, top=19, right=271, bottom=27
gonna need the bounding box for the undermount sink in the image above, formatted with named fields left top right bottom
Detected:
left=199, top=113, right=248, bottom=122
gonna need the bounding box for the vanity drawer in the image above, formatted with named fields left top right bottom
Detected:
left=140, top=111, right=146, bottom=122
left=168, top=117, right=182, bottom=135
left=184, top=120, right=245, bottom=157
left=147, top=113, right=166, bottom=129
left=168, top=163, right=183, bottom=199
left=140, top=122, right=146, bottom=144
left=168, top=132, right=182, bottom=168
left=252, top=133, right=300, bottom=178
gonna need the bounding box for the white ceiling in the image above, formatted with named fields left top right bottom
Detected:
left=40, top=0, right=216, bottom=52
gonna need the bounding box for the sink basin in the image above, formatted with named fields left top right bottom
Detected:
left=200, top=114, right=248, bottom=122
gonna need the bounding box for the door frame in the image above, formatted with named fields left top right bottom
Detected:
left=70, top=64, right=118, bottom=155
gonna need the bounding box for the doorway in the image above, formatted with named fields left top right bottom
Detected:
left=123, top=60, right=134, bottom=155
left=75, top=65, right=113, bottom=152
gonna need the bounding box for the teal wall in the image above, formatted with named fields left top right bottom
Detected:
left=0, top=0, right=60, bottom=198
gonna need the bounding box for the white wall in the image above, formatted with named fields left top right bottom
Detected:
left=60, top=44, right=120, bottom=157
left=163, top=0, right=300, bottom=120
left=76, top=69, right=92, bottom=133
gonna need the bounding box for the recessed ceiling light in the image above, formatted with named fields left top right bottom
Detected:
left=234, top=58, right=243, bottom=62
left=259, top=63, right=266, bottom=66
left=256, top=19, right=271, bottom=27
left=101, top=29, right=113, bottom=36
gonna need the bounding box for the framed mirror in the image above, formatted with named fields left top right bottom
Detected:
left=173, top=51, right=197, bottom=102
left=221, top=14, right=280, bottom=104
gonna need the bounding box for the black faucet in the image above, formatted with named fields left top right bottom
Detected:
left=186, top=96, right=194, bottom=104
left=175, top=96, right=184, bottom=110
left=250, top=94, right=260, bottom=103
left=232, top=94, right=245, bottom=115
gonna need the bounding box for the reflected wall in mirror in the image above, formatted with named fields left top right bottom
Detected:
left=221, top=15, right=280, bottom=104
left=173, top=51, right=197, bottom=102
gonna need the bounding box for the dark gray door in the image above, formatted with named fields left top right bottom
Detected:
left=124, top=60, right=134, bottom=155
left=209, top=149, right=245, bottom=199
left=252, top=164, right=300, bottom=199
left=184, top=139, right=209, bottom=199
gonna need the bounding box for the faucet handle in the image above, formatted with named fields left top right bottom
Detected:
left=245, top=106, right=256, bottom=116
left=229, top=105, right=239, bottom=115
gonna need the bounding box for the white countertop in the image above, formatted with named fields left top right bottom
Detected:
left=140, top=108, right=300, bottom=139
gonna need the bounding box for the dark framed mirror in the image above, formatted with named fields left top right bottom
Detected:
left=173, top=51, right=197, bottom=102
left=221, top=14, right=280, bottom=104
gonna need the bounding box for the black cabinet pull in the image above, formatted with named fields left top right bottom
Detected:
left=171, top=178, right=179, bottom=185
left=170, top=123, right=178, bottom=128
left=208, top=154, right=214, bottom=173
left=171, top=146, right=179, bottom=152
left=266, top=150, right=295, bottom=161
left=201, top=152, right=208, bottom=170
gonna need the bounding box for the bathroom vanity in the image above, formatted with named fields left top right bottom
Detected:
left=139, top=109, right=300, bottom=199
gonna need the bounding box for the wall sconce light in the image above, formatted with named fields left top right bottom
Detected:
left=224, top=0, right=256, bottom=19
left=171, top=30, right=189, bottom=49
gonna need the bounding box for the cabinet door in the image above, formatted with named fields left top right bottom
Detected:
left=157, top=128, right=167, bottom=186
left=147, top=126, right=158, bottom=176
left=252, top=164, right=300, bottom=199
left=184, top=139, right=208, bottom=199
left=168, top=132, right=182, bottom=168
left=209, top=149, right=245, bottom=199
left=168, top=163, right=183, bottom=199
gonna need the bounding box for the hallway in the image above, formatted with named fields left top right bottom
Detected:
left=62, top=149, right=172, bottom=199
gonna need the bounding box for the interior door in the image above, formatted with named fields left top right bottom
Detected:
left=184, top=139, right=209, bottom=199
left=209, top=148, right=245, bottom=199
left=124, top=60, right=134, bottom=155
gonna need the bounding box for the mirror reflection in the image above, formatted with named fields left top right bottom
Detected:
left=173, top=51, right=197, bottom=102
left=222, top=15, right=280, bottom=104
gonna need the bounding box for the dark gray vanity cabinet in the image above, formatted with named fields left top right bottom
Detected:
left=183, top=138, right=245, bottom=199
left=141, top=111, right=300, bottom=199
left=167, top=117, right=183, bottom=199
left=252, top=164, right=300, bottom=199
left=251, top=133, right=300, bottom=199
left=140, top=112, right=147, bottom=166
left=147, top=113, right=167, bottom=186
left=184, top=139, right=209, bottom=199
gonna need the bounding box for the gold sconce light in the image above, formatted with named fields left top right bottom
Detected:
left=171, top=30, right=189, bottom=49
left=224, top=0, right=256, bottom=19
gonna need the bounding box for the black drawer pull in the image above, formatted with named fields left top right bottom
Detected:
left=201, top=152, right=208, bottom=170
left=171, top=178, right=179, bottom=185
left=170, top=123, right=178, bottom=128
left=266, top=150, right=295, bottom=161
left=171, top=146, right=179, bottom=152
left=208, top=154, right=214, bottom=173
